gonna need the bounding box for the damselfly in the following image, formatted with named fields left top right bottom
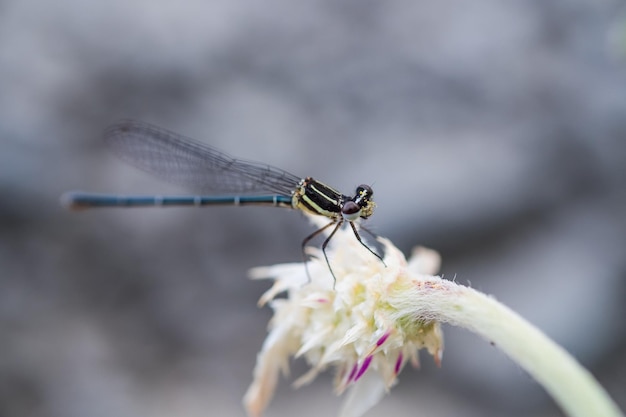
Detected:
left=62, top=120, right=385, bottom=284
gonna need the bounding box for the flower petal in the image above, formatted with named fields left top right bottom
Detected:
left=407, top=246, right=441, bottom=276
left=246, top=214, right=445, bottom=416
left=338, top=370, right=387, bottom=417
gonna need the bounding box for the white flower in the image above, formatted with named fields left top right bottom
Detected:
left=243, top=216, right=444, bottom=417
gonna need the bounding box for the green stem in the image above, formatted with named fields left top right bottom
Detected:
left=394, top=279, right=623, bottom=417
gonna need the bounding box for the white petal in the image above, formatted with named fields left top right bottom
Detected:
left=292, top=366, right=321, bottom=388
left=407, top=246, right=441, bottom=275
left=243, top=325, right=294, bottom=417
left=337, top=371, right=387, bottom=417
left=243, top=348, right=281, bottom=417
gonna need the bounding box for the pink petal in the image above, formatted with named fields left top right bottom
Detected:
left=355, top=356, right=373, bottom=381
left=347, top=362, right=359, bottom=383
left=376, top=331, right=390, bottom=347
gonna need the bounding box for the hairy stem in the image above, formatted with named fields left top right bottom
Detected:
left=390, top=278, right=623, bottom=417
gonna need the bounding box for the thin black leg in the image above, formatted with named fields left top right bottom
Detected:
left=349, top=222, right=386, bottom=266
left=359, top=224, right=378, bottom=241
left=300, top=221, right=386, bottom=288
left=301, top=221, right=337, bottom=283
left=321, top=221, right=344, bottom=288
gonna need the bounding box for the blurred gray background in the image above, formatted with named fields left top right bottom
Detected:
left=1, top=1, right=625, bottom=416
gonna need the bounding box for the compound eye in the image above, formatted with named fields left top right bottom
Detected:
left=356, top=184, right=373, bottom=198
left=342, top=200, right=360, bottom=215
left=341, top=200, right=362, bottom=221
left=354, top=184, right=373, bottom=208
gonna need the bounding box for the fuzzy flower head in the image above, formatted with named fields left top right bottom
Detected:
left=244, top=216, right=444, bottom=417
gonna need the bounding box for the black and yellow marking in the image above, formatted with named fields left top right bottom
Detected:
left=293, top=177, right=343, bottom=218
left=290, top=177, right=385, bottom=286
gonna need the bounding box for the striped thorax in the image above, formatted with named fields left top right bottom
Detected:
left=292, top=177, right=375, bottom=222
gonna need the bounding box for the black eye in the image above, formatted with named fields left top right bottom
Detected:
left=341, top=200, right=360, bottom=215
left=356, top=184, right=373, bottom=198
left=353, top=184, right=373, bottom=208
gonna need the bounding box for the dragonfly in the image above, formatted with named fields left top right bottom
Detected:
left=62, top=120, right=385, bottom=284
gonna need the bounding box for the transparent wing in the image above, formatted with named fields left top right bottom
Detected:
left=104, top=120, right=302, bottom=195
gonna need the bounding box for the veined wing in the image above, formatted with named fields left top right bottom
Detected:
left=104, top=120, right=301, bottom=195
